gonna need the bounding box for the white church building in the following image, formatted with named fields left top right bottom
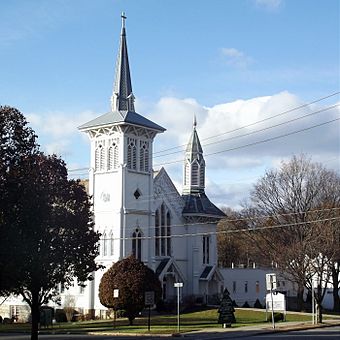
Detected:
left=75, top=14, right=225, bottom=316
left=1, top=14, right=226, bottom=321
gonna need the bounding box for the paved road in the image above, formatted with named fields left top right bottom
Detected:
left=0, top=326, right=339, bottom=339
left=184, top=326, right=340, bottom=339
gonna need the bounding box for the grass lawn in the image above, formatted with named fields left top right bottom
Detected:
left=0, top=308, right=322, bottom=335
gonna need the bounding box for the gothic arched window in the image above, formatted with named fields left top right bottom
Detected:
left=139, top=140, right=149, bottom=172
left=155, top=203, right=171, bottom=257
left=155, top=210, right=160, bottom=256
left=109, top=231, right=114, bottom=256
left=132, top=229, right=142, bottom=260
left=200, top=161, right=205, bottom=187
left=127, top=138, right=137, bottom=170
left=95, top=140, right=106, bottom=172
left=191, top=161, right=199, bottom=186
left=102, top=232, right=107, bottom=256
left=108, top=139, right=119, bottom=170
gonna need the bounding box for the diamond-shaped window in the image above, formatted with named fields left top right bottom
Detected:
left=134, top=189, right=141, bottom=200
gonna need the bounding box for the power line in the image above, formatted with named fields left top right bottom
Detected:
left=98, top=207, right=340, bottom=234
left=67, top=91, right=340, bottom=173
left=153, top=91, right=340, bottom=155
left=109, top=216, right=340, bottom=241
left=154, top=104, right=339, bottom=159
left=154, top=116, right=340, bottom=167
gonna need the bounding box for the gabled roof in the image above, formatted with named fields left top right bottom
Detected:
left=182, top=192, right=225, bottom=218
left=78, top=110, right=165, bottom=132
left=199, top=265, right=224, bottom=282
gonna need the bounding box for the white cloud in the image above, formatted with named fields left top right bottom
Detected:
left=254, top=0, right=283, bottom=11
left=221, top=48, right=253, bottom=68
left=147, top=91, right=339, bottom=207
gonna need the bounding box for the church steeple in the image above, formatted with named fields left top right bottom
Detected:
left=110, top=12, right=135, bottom=113
left=183, top=116, right=205, bottom=194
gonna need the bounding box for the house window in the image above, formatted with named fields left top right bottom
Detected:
left=132, top=229, right=142, bottom=260
left=256, top=281, right=260, bottom=294
left=60, top=283, right=65, bottom=293
left=155, top=203, right=171, bottom=256
left=203, top=235, right=210, bottom=264
left=127, top=137, right=137, bottom=170
left=79, top=284, right=85, bottom=294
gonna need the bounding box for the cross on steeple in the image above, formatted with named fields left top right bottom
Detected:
left=111, top=12, right=135, bottom=113
left=121, top=12, right=126, bottom=29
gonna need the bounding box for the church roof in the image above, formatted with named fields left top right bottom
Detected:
left=182, top=192, right=225, bottom=218
left=79, top=13, right=165, bottom=133
left=78, top=109, right=165, bottom=131
left=185, top=116, right=203, bottom=158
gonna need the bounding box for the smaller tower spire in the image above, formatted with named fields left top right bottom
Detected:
left=183, top=117, right=205, bottom=194
left=110, top=12, right=135, bottom=113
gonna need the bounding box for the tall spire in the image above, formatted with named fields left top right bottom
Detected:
left=111, top=12, right=135, bottom=113
left=183, top=116, right=205, bottom=194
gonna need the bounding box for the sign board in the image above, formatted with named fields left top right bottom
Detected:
left=145, top=291, right=155, bottom=306
left=174, top=282, right=183, bottom=288
left=266, top=273, right=277, bottom=291
left=266, top=292, right=286, bottom=312
left=113, top=289, right=119, bottom=298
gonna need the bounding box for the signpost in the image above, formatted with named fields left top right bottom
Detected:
left=144, top=291, right=155, bottom=331
left=174, top=282, right=183, bottom=333
left=113, top=289, right=119, bottom=329
left=266, top=273, right=277, bottom=329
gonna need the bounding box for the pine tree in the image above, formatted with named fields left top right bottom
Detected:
left=218, top=288, right=236, bottom=327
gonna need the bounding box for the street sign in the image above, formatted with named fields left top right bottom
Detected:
left=266, top=273, right=277, bottom=290
left=145, top=291, right=155, bottom=306
left=174, top=282, right=183, bottom=288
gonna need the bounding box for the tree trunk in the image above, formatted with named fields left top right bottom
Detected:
left=331, top=266, right=340, bottom=312
left=297, top=285, right=304, bottom=311
left=30, top=291, right=40, bottom=340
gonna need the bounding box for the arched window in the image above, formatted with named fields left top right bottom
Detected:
left=166, top=212, right=171, bottom=256
left=107, top=139, right=119, bottom=170
left=191, top=161, right=199, bottom=186
left=160, top=204, right=166, bottom=256
left=102, top=232, right=107, bottom=256
left=127, top=138, right=137, bottom=170
left=184, top=162, right=190, bottom=186
left=155, top=210, right=160, bottom=256
left=199, top=161, right=205, bottom=187
left=139, top=140, right=149, bottom=172
left=202, top=235, right=210, bottom=264
left=155, top=204, right=171, bottom=257
left=109, top=231, right=114, bottom=256
left=95, top=140, right=106, bottom=172
left=132, top=229, right=142, bottom=260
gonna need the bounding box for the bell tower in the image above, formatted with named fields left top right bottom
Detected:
left=79, top=13, right=165, bottom=268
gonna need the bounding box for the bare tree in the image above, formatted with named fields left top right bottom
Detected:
left=63, top=295, right=76, bottom=322
left=246, top=155, right=340, bottom=320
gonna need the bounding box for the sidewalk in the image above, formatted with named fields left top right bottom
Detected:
left=181, top=319, right=340, bottom=338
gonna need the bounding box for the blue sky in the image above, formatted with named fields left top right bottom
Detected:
left=1, top=0, right=339, bottom=208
